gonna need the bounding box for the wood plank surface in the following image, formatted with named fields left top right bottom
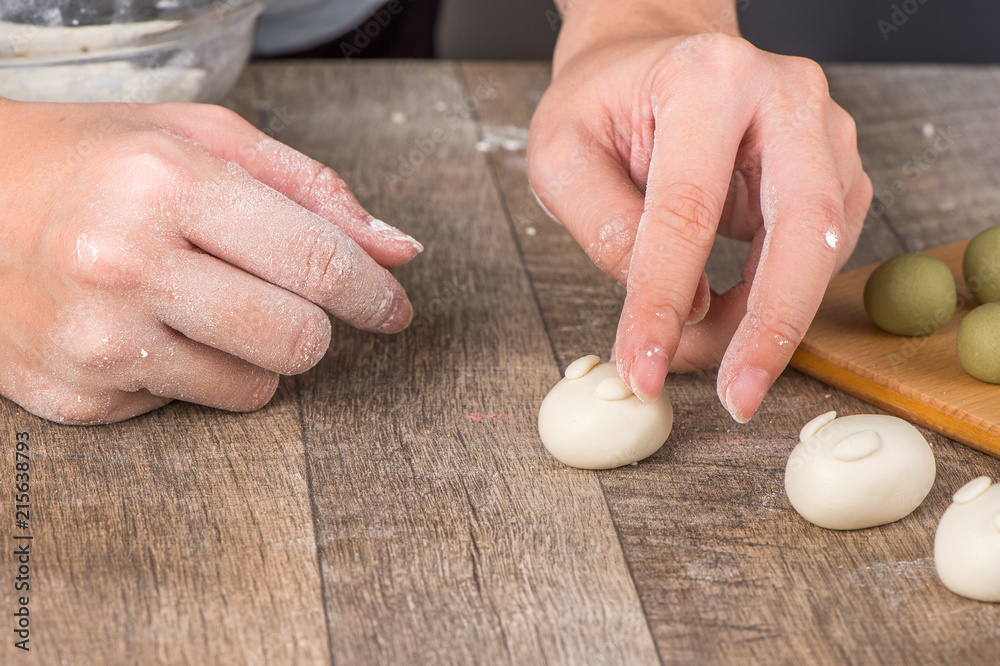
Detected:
left=0, top=383, right=330, bottom=665
left=792, top=241, right=1000, bottom=458
left=1, top=60, right=1000, bottom=666
left=246, top=62, right=658, bottom=665
left=464, top=61, right=1000, bottom=665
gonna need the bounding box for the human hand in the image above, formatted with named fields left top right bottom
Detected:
left=528, top=13, right=871, bottom=423
left=0, top=99, right=422, bottom=424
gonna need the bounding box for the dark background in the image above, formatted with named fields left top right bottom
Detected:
left=438, top=0, right=1000, bottom=63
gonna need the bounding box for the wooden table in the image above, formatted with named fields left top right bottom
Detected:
left=3, top=61, right=1000, bottom=665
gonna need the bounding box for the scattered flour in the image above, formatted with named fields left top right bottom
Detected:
left=476, top=125, right=529, bottom=152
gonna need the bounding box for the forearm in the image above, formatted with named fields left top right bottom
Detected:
left=552, top=0, right=741, bottom=74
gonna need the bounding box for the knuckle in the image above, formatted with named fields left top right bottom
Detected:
left=647, top=181, right=722, bottom=246
left=710, top=35, right=757, bottom=74
left=301, top=159, right=350, bottom=198
left=750, top=308, right=810, bottom=350
left=90, top=130, right=196, bottom=211
left=197, top=103, right=246, bottom=128
left=789, top=57, right=829, bottom=95
left=66, top=134, right=189, bottom=290
left=108, top=130, right=191, bottom=182
left=585, top=216, right=637, bottom=283
left=673, top=33, right=755, bottom=69
left=298, top=228, right=353, bottom=295
left=67, top=229, right=147, bottom=289
left=833, top=106, right=859, bottom=146
left=663, top=34, right=758, bottom=90
left=51, top=310, right=133, bottom=371
left=798, top=194, right=847, bottom=240
left=66, top=333, right=123, bottom=370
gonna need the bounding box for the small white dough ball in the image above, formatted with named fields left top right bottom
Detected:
left=784, top=412, right=936, bottom=530
left=538, top=356, right=673, bottom=470
left=934, top=476, right=1000, bottom=603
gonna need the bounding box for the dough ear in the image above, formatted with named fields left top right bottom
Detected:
left=799, top=410, right=836, bottom=442
left=831, top=430, right=882, bottom=462
left=953, top=476, right=992, bottom=504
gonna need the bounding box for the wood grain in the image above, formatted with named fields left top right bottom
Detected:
left=250, top=61, right=658, bottom=665
left=0, top=382, right=329, bottom=665
left=1, top=61, right=999, bottom=666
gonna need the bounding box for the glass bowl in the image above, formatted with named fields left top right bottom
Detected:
left=0, top=0, right=266, bottom=103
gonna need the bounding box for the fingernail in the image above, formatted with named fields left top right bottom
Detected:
left=724, top=367, right=771, bottom=424
left=628, top=346, right=668, bottom=403
left=370, top=218, right=424, bottom=253
left=378, top=293, right=414, bottom=333
left=685, top=299, right=709, bottom=325
left=686, top=275, right=711, bottom=325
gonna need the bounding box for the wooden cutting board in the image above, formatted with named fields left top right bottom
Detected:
left=789, top=241, right=1000, bottom=459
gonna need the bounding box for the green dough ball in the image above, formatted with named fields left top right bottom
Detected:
left=957, top=303, right=1000, bottom=383
left=963, top=225, right=1000, bottom=304
left=863, top=252, right=957, bottom=336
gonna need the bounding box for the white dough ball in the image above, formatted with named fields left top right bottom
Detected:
left=784, top=412, right=936, bottom=530
left=538, top=356, right=673, bottom=470
left=934, top=476, right=1000, bottom=603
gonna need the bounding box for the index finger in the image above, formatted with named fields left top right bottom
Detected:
left=154, top=104, right=423, bottom=270
left=614, top=89, right=752, bottom=402
left=162, top=144, right=414, bottom=334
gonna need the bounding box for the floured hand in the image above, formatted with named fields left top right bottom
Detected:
left=529, top=1, right=872, bottom=423
left=0, top=99, right=422, bottom=423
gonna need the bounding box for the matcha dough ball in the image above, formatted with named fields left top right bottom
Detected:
left=957, top=303, right=1000, bottom=383
left=863, top=252, right=957, bottom=336
left=963, top=225, right=1000, bottom=304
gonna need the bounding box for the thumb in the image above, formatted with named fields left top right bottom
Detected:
left=527, top=127, right=644, bottom=286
